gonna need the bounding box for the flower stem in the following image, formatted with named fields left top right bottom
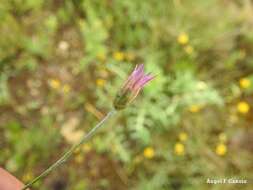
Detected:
left=21, top=109, right=117, bottom=190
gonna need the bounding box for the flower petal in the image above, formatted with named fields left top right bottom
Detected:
left=124, top=64, right=145, bottom=89
left=134, top=74, right=155, bottom=89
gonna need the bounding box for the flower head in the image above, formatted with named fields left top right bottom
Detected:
left=96, top=78, right=106, bottom=87
left=174, top=142, right=185, bottom=156
left=239, top=78, right=251, bottom=89
left=143, top=147, right=155, bottom=159
left=179, top=132, right=188, bottom=142
left=237, top=101, right=250, bottom=114
left=49, top=79, right=61, bottom=89
left=113, top=64, right=155, bottom=110
left=215, top=143, right=227, bottom=156
left=113, top=51, right=125, bottom=61
left=177, top=32, right=189, bottom=45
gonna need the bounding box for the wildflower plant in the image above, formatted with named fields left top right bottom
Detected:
left=21, top=64, right=154, bottom=190
left=2, top=1, right=253, bottom=189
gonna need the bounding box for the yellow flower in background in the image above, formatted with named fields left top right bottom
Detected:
left=215, top=143, right=227, bottom=156
left=177, top=32, right=189, bottom=45
left=218, top=133, right=227, bottom=143
left=237, top=101, right=250, bottom=114
left=62, top=84, right=71, bottom=94
left=239, top=78, right=251, bottom=89
left=179, top=132, right=188, bottom=142
left=96, top=78, right=106, bottom=87
left=174, top=143, right=185, bottom=156
left=184, top=45, right=194, bottom=54
left=143, top=147, right=155, bottom=159
left=189, top=105, right=201, bottom=113
left=113, top=51, right=124, bottom=61
left=49, top=79, right=61, bottom=89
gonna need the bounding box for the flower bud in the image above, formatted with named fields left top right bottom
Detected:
left=113, top=64, right=154, bottom=110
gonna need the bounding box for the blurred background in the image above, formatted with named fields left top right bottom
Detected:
left=0, top=0, right=253, bottom=189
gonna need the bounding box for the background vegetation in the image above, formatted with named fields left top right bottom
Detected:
left=0, top=0, right=253, bottom=189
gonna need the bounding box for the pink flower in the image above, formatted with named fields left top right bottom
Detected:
left=113, top=64, right=155, bottom=110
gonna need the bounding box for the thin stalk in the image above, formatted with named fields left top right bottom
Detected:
left=22, top=110, right=116, bottom=190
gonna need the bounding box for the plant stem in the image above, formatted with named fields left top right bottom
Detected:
left=21, top=109, right=117, bottom=190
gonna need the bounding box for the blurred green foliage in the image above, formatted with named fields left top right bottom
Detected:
left=0, top=0, right=253, bottom=190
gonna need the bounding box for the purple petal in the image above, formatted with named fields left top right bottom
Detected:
left=134, top=74, right=155, bottom=89
left=135, top=64, right=144, bottom=76
left=124, top=64, right=144, bottom=89
left=131, top=64, right=144, bottom=80
left=124, top=64, right=143, bottom=82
